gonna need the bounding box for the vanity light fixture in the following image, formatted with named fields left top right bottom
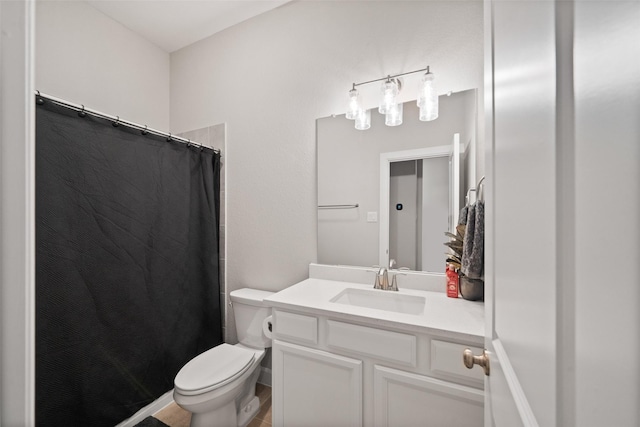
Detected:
left=347, top=66, right=438, bottom=130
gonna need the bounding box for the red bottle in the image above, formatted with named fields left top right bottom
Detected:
left=446, top=264, right=459, bottom=298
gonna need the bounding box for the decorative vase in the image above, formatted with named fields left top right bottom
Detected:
left=459, top=275, right=484, bottom=301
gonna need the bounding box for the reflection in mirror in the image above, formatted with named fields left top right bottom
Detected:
left=317, top=89, right=477, bottom=273
left=388, top=150, right=451, bottom=272
left=378, top=142, right=461, bottom=273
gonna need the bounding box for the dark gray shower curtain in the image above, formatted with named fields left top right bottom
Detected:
left=35, top=99, right=222, bottom=426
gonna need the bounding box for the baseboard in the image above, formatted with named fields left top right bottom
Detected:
left=115, top=389, right=175, bottom=427
left=258, top=367, right=272, bottom=387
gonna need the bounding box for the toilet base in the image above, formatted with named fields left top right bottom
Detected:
left=237, top=396, right=260, bottom=427
left=189, top=395, right=259, bottom=427
left=190, top=399, right=235, bottom=427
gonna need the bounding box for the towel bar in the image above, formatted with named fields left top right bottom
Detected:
left=318, top=204, right=359, bottom=209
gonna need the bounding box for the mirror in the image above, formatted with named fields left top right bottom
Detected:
left=317, top=89, right=477, bottom=273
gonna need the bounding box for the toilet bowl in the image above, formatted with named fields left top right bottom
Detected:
left=173, top=288, right=274, bottom=427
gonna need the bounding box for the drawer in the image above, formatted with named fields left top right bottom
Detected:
left=327, top=320, right=416, bottom=366
left=430, top=339, right=484, bottom=383
left=273, top=311, right=318, bottom=345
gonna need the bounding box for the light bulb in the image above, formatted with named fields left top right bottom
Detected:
left=385, top=102, right=403, bottom=126
left=346, top=88, right=361, bottom=120
left=418, top=71, right=438, bottom=121
left=378, top=79, right=399, bottom=114
left=355, top=108, right=371, bottom=130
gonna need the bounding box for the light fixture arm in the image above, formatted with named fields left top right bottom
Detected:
left=351, top=66, right=430, bottom=89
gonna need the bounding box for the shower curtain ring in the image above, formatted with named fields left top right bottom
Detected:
left=78, top=105, right=87, bottom=118
left=186, top=139, right=191, bottom=148
left=36, top=90, right=45, bottom=105
left=112, top=116, right=120, bottom=127
left=167, top=133, right=173, bottom=142
left=141, top=125, right=148, bottom=136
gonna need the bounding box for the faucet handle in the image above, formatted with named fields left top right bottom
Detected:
left=373, top=274, right=384, bottom=290
left=388, top=270, right=408, bottom=291
left=389, top=274, right=398, bottom=291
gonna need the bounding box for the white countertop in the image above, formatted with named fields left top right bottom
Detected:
left=264, top=278, right=485, bottom=342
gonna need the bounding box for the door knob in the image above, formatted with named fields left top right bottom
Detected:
left=463, top=348, right=490, bottom=376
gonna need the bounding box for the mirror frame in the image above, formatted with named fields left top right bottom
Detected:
left=378, top=139, right=460, bottom=270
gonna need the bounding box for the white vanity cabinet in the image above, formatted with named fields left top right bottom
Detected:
left=273, top=340, right=363, bottom=426
left=373, top=365, right=483, bottom=427
left=270, top=307, right=484, bottom=427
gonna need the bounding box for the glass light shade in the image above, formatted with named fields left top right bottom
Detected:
left=378, top=79, right=399, bottom=114
left=346, top=88, right=361, bottom=120
left=419, top=104, right=438, bottom=121
left=385, top=102, right=403, bottom=126
left=354, top=108, right=371, bottom=130
left=418, top=72, right=438, bottom=121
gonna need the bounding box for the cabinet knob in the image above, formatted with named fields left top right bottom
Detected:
left=463, top=348, right=490, bottom=376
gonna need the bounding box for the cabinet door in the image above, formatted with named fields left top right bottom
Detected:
left=374, top=365, right=483, bottom=427
left=272, top=340, right=362, bottom=427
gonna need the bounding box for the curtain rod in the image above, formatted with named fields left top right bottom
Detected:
left=34, top=91, right=219, bottom=154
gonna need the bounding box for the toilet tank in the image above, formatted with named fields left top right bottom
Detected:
left=230, top=288, right=274, bottom=349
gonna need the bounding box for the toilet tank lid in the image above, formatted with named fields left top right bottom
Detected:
left=230, top=288, right=275, bottom=306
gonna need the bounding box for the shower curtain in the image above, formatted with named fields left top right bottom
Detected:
left=35, top=99, right=223, bottom=426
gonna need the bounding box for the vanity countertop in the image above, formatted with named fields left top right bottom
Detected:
left=264, top=278, right=484, bottom=342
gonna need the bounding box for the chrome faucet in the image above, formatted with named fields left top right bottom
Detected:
left=373, top=267, right=389, bottom=290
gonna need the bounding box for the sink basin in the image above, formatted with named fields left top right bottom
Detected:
left=330, top=288, right=425, bottom=315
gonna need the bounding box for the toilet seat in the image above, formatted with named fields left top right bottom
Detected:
left=174, top=344, right=256, bottom=396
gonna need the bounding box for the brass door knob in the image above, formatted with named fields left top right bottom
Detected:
left=463, top=348, right=490, bottom=376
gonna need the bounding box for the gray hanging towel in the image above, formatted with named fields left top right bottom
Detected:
left=458, top=205, right=469, bottom=225
left=461, top=203, right=476, bottom=273
left=461, top=200, right=484, bottom=279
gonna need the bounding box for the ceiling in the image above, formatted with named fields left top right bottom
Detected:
left=85, top=0, right=292, bottom=53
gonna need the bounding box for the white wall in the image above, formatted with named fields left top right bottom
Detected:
left=35, top=1, right=170, bottom=129
left=170, top=1, right=483, bottom=293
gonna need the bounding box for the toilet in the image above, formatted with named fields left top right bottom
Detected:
left=173, top=288, right=274, bottom=427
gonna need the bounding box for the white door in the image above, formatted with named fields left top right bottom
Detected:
left=483, top=1, right=640, bottom=426
left=482, top=1, right=559, bottom=426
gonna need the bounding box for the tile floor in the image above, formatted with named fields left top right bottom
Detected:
left=154, top=383, right=272, bottom=427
